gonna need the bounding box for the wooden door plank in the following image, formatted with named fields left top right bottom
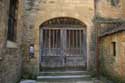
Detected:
left=52, top=30, right=54, bottom=48
left=76, top=30, right=78, bottom=49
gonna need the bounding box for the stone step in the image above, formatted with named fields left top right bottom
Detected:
left=37, top=70, right=92, bottom=82
left=37, top=75, right=91, bottom=81
left=40, top=67, right=86, bottom=72
left=37, top=80, right=93, bottom=83
left=39, top=71, right=90, bottom=76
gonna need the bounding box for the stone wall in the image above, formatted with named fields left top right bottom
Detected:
left=0, top=0, right=10, bottom=82
left=96, top=0, right=125, bottom=19
left=21, top=0, right=38, bottom=78
left=100, top=28, right=125, bottom=82
left=1, top=48, right=22, bottom=83
left=0, top=0, right=24, bottom=83
left=22, top=0, right=125, bottom=80
left=22, top=0, right=97, bottom=76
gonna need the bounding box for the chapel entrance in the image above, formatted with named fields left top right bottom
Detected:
left=40, top=17, right=87, bottom=70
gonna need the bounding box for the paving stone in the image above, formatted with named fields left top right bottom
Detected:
left=20, top=80, right=36, bottom=83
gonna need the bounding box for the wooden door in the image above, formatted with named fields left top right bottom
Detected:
left=40, top=27, right=87, bottom=68
left=40, top=28, right=62, bottom=68
left=65, top=28, right=87, bottom=67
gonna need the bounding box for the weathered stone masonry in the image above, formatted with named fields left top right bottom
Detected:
left=0, top=0, right=125, bottom=83
left=22, top=1, right=125, bottom=81
left=98, top=23, right=125, bottom=82
left=0, top=0, right=24, bottom=83
left=22, top=0, right=96, bottom=76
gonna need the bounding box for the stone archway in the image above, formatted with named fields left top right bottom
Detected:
left=39, top=17, right=87, bottom=71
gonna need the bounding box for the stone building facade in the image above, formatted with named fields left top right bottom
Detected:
left=0, top=0, right=125, bottom=83
left=24, top=0, right=125, bottom=72
left=99, top=25, right=125, bottom=82
left=22, top=0, right=125, bottom=82
left=96, top=0, right=125, bottom=19
left=95, top=0, right=125, bottom=82
left=0, top=0, right=24, bottom=83
left=22, top=0, right=96, bottom=77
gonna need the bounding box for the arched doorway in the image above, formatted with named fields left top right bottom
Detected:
left=40, top=17, right=87, bottom=71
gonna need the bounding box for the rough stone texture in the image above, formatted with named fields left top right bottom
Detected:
left=0, top=0, right=10, bottom=82
left=21, top=1, right=36, bottom=75
left=2, top=48, right=22, bottom=83
left=96, top=0, right=125, bottom=19
left=21, top=0, right=39, bottom=77
left=100, top=28, right=125, bottom=82
left=0, top=0, right=24, bottom=83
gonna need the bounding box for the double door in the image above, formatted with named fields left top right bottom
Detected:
left=40, top=26, right=87, bottom=68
